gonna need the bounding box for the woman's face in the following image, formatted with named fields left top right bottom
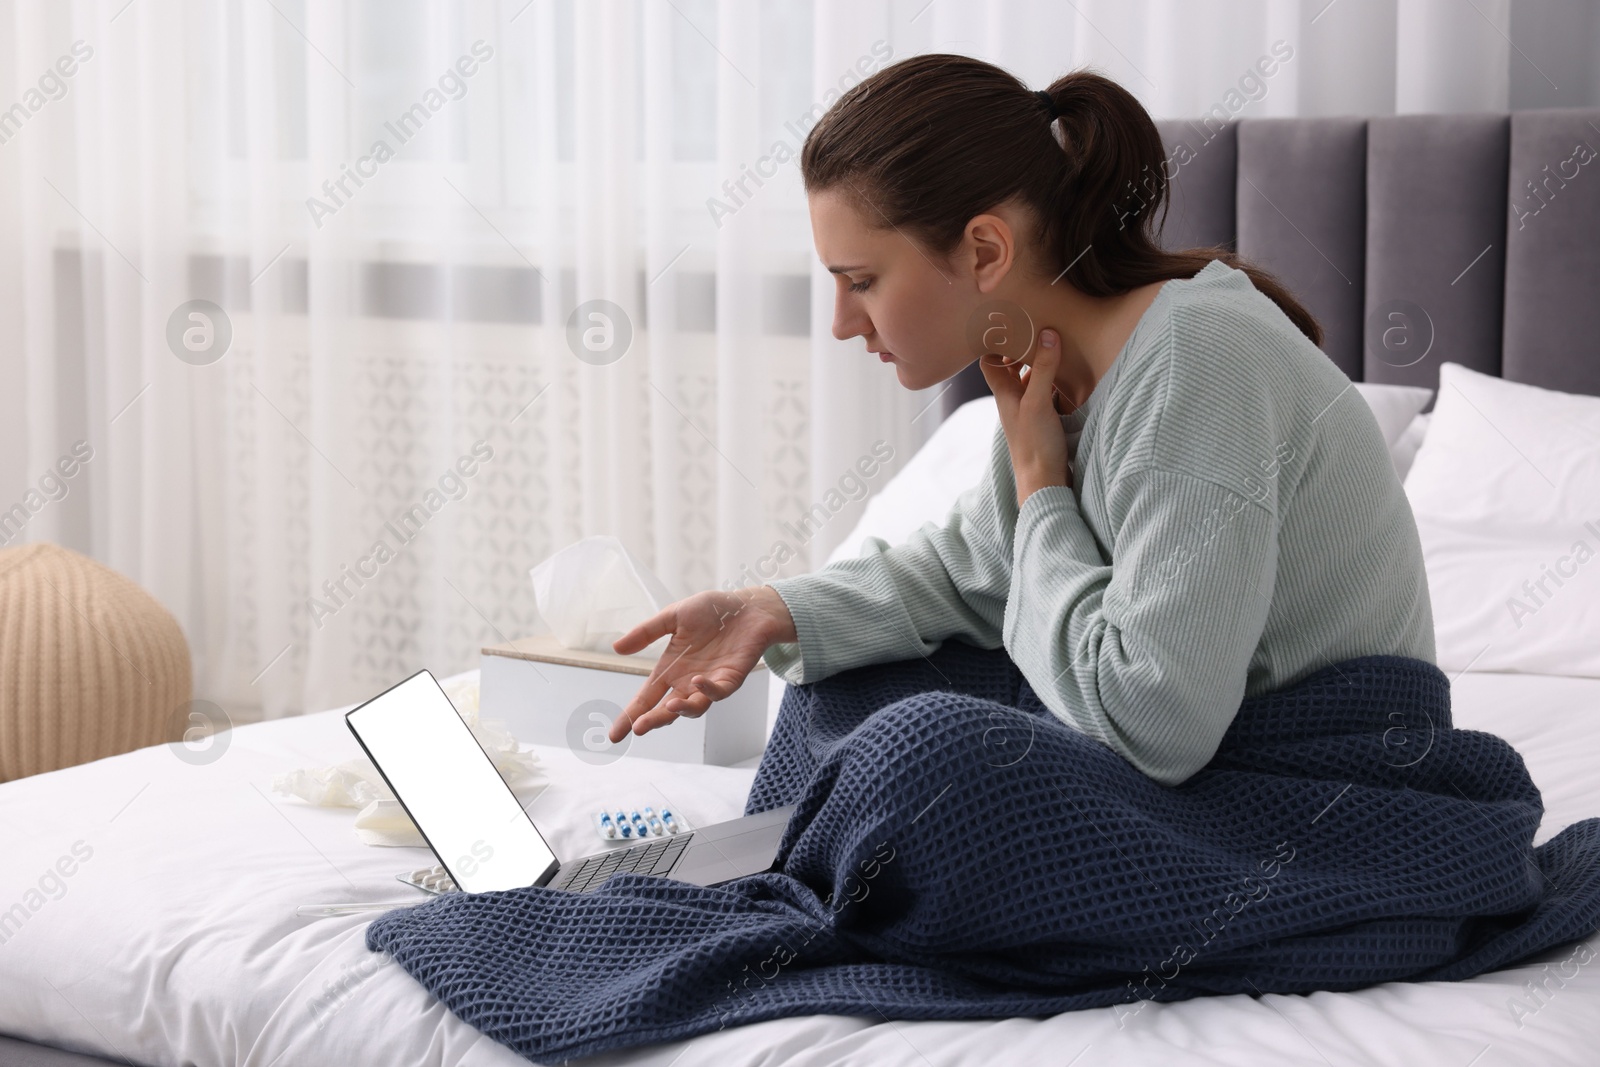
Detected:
left=808, top=188, right=984, bottom=391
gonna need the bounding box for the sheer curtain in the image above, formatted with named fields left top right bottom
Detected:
left=3, top=0, right=1596, bottom=721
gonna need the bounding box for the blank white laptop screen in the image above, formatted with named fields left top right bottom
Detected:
left=345, top=669, right=557, bottom=893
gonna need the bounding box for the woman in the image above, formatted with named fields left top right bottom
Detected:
left=606, top=55, right=1434, bottom=786
left=369, top=59, right=1600, bottom=1056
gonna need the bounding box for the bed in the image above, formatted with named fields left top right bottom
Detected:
left=3, top=108, right=1599, bottom=1066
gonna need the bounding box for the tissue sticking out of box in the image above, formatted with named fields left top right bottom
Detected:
left=528, top=535, right=675, bottom=658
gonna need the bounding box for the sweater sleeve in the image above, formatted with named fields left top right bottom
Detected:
left=1004, top=467, right=1278, bottom=786
left=759, top=427, right=1017, bottom=684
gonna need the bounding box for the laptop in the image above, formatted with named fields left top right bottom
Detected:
left=345, top=668, right=795, bottom=896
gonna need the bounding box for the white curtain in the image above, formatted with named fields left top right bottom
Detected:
left=3, top=0, right=1595, bottom=721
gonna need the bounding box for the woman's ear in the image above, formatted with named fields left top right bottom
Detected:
left=964, top=212, right=1016, bottom=295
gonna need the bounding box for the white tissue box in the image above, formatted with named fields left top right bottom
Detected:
left=479, top=635, right=769, bottom=766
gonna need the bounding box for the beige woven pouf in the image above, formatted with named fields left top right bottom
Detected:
left=0, top=543, right=192, bottom=782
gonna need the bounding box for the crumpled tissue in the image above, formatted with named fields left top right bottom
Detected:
left=528, top=534, right=675, bottom=657
left=273, top=673, right=547, bottom=847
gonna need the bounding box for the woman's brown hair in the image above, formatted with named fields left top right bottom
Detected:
left=799, top=54, right=1323, bottom=347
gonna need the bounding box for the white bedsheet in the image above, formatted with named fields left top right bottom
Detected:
left=1, top=668, right=1597, bottom=1067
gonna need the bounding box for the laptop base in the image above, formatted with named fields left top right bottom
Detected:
left=396, top=804, right=795, bottom=897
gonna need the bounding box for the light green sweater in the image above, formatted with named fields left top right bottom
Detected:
left=761, top=259, right=1435, bottom=786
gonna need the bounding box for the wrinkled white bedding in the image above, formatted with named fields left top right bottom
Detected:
left=1, top=667, right=1597, bottom=1067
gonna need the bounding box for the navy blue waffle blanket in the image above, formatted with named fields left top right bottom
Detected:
left=366, top=641, right=1600, bottom=1064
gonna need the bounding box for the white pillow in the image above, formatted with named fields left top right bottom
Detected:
left=825, top=397, right=998, bottom=566
left=1404, top=362, right=1600, bottom=678
left=1351, top=382, right=1434, bottom=478
left=1391, top=412, right=1432, bottom=483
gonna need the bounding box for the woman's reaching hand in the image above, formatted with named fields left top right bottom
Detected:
left=606, top=585, right=798, bottom=743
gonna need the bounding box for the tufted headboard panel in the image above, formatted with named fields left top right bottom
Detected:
left=939, top=107, right=1600, bottom=418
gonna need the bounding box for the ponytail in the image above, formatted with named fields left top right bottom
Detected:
left=800, top=55, right=1323, bottom=347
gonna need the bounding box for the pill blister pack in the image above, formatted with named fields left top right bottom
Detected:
left=592, top=804, right=690, bottom=842
left=398, top=864, right=459, bottom=895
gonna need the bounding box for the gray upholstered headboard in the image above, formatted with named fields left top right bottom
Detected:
left=940, top=107, right=1600, bottom=418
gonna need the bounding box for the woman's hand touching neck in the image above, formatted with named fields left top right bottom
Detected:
left=1020, top=275, right=1170, bottom=412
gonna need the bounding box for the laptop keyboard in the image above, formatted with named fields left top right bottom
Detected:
left=397, top=831, right=694, bottom=896
left=553, top=832, right=694, bottom=892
